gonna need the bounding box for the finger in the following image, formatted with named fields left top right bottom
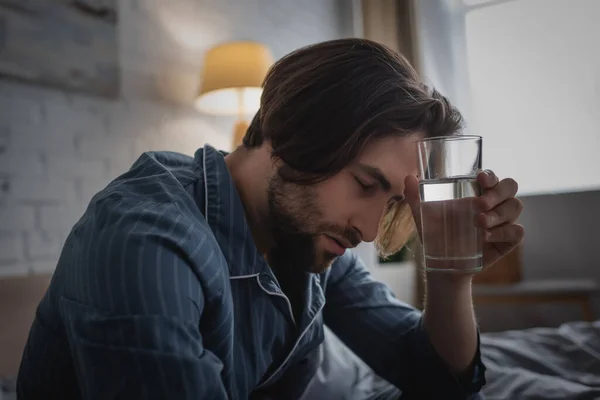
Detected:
left=478, top=177, right=519, bottom=211
left=403, top=175, right=421, bottom=215
left=477, top=169, right=499, bottom=190
left=476, top=198, right=524, bottom=229
left=403, top=175, right=422, bottom=230
left=486, top=241, right=520, bottom=265
left=484, top=223, right=525, bottom=243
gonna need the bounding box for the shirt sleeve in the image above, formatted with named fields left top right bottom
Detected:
left=322, top=251, right=486, bottom=399
left=58, top=208, right=229, bottom=399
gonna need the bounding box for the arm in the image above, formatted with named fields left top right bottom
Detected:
left=322, top=251, right=485, bottom=399
left=60, top=214, right=228, bottom=399
left=423, top=273, right=478, bottom=375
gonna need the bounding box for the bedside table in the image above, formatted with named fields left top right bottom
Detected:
left=472, top=278, right=598, bottom=321
left=471, top=244, right=598, bottom=321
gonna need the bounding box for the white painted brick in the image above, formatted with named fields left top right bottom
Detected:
left=0, top=175, right=8, bottom=203
left=25, top=231, right=62, bottom=260
left=109, top=101, right=163, bottom=137
left=0, top=126, right=8, bottom=153
left=39, top=205, right=79, bottom=232
left=44, top=96, right=108, bottom=138
left=45, top=155, right=107, bottom=180
left=0, top=81, right=59, bottom=102
left=10, top=178, right=75, bottom=204
left=107, top=158, right=134, bottom=181
left=133, top=135, right=165, bottom=155
left=0, top=204, right=36, bottom=231
left=0, top=93, right=44, bottom=125
left=78, top=135, right=135, bottom=163
left=0, top=263, right=29, bottom=277
left=159, top=116, right=225, bottom=155
left=0, top=150, right=45, bottom=178
left=0, top=233, right=23, bottom=264
left=10, top=124, right=77, bottom=155
left=80, top=180, right=112, bottom=206
left=31, top=259, right=58, bottom=274
left=62, top=92, right=114, bottom=117
left=65, top=189, right=89, bottom=220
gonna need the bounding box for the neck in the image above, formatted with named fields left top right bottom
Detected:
left=224, top=145, right=273, bottom=256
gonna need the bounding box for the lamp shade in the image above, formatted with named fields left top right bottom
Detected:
left=195, top=41, right=274, bottom=116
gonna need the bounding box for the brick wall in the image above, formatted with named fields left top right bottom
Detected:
left=0, top=0, right=354, bottom=276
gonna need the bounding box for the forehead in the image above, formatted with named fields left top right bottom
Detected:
left=356, top=135, right=422, bottom=178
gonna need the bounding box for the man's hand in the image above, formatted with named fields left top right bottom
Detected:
left=475, top=170, right=524, bottom=268
left=404, top=170, right=525, bottom=273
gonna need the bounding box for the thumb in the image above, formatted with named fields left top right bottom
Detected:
left=404, top=175, right=422, bottom=228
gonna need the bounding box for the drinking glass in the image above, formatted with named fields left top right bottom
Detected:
left=417, top=135, right=483, bottom=273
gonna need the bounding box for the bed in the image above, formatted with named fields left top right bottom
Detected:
left=2, top=275, right=599, bottom=399
left=301, top=321, right=600, bottom=400
left=480, top=320, right=600, bottom=399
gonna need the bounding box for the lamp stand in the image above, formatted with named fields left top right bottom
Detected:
left=231, top=89, right=250, bottom=149
left=232, top=118, right=249, bottom=149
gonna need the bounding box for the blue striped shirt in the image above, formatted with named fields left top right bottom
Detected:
left=17, top=145, right=485, bottom=399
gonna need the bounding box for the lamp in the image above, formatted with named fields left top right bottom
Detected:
left=195, top=41, right=274, bottom=148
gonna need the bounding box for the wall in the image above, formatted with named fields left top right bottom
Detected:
left=476, top=189, right=600, bottom=331
left=0, top=0, right=355, bottom=277
left=519, top=190, right=600, bottom=322
left=464, top=0, right=600, bottom=196
left=414, top=0, right=600, bottom=197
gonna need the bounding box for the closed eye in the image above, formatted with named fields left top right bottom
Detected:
left=354, top=176, right=377, bottom=193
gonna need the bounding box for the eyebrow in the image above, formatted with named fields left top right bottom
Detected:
left=358, top=164, right=405, bottom=202
left=359, top=164, right=391, bottom=191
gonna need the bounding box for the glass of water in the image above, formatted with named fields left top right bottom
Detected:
left=417, top=135, right=483, bottom=273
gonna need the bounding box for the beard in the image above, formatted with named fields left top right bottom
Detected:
left=266, top=169, right=360, bottom=274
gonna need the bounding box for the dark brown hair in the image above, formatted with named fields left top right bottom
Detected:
left=244, top=38, right=463, bottom=256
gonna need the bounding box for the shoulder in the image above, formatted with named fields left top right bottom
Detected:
left=65, top=151, right=226, bottom=303
left=90, top=198, right=210, bottom=259
left=79, top=148, right=212, bottom=248
left=79, top=149, right=210, bottom=255
left=63, top=197, right=225, bottom=316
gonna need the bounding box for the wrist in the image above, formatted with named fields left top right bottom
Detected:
left=426, top=271, right=474, bottom=288
left=425, top=272, right=474, bottom=302
left=424, top=272, right=475, bottom=315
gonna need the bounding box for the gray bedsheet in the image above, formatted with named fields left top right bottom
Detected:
left=303, top=321, right=600, bottom=400
left=481, top=320, right=600, bottom=400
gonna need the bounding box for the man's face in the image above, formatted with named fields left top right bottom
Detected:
left=266, top=135, right=421, bottom=274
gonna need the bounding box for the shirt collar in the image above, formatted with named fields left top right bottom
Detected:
left=193, top=145, right=326, bottom=329
left=194, top=144, right=269, bottom=278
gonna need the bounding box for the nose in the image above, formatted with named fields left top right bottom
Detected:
left=350, top=201, right=386, bottom=243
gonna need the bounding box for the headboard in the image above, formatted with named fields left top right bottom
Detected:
left=0, top=274, right=52, bottom=378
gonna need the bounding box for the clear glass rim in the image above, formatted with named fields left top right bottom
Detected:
left=417, top=134, right=482, bottom=143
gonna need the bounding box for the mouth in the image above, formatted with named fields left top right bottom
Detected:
left=324, top=235, right=353, bottom=256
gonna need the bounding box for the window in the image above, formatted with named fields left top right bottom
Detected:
left=415, top=0, right=600, bottom=196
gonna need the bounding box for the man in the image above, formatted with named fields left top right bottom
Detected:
left=17, top=38, right=524, bottom=399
